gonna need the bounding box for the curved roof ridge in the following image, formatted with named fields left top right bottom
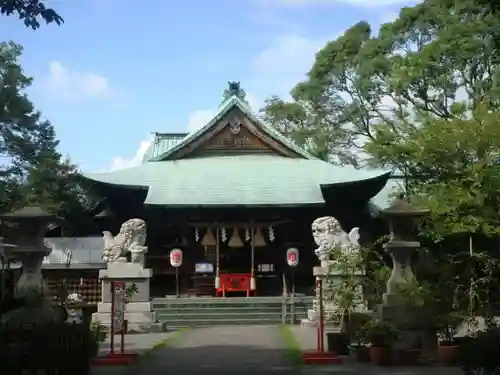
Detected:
left=151, top=94, right=317, bottom=162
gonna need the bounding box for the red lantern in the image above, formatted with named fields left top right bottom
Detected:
left=170, top=248, right=183, bottom=267
left=286, top=248, right=299, bottom=267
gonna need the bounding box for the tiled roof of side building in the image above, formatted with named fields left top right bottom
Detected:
left=142, top=132, right=188, bottom=163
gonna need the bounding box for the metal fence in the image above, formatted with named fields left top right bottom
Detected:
left=0, top=323, right=95, bottom=375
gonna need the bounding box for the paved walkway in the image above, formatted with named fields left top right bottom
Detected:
left=125, top=326, right=299, bottom=375
left=98, top=332, right=177, bottom=356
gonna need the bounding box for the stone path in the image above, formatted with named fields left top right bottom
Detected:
left=91, top=326, right=464, bottom=375
left=98, top=332, right=177, bottom=357
left=125, top=326, right=299, bottom=375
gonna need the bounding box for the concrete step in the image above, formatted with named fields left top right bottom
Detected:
left=154, top=306, right=306, bottom=313
left=158, top=311, right=288, bottom=320
left=162, top=318, right=285, bottom=328
left=152, top=301, right=313, bottom=309
left=152, top=296, right=313, bottom=327
left=152, top=296, right=313, bottom=308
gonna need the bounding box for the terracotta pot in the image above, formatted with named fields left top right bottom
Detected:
left=355, top=345, right=370, bottom=362
left=369, top=345, right=391, bottom=366
left=438, top=343, right=459, bottom=365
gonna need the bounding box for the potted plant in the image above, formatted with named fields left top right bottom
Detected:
left=364, top=318, right=399, bottom=366
left=436, top=311, right=464, bottom=365
left=324, top=244, right=365, bottom=355
left=89, top=321, right=108, bottom=358
left=350, top=316, right=370, bottom=362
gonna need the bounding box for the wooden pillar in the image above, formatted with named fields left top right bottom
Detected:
left=250, top=226, right=256, bottom=293
left=215, top=227, right=220, bottom=290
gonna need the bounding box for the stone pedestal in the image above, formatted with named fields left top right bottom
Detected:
left=92, top=263, right=157, bottom=332
left=301, top=264, right=366, bottom=328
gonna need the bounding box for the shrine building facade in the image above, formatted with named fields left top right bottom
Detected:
left=42, top=82, right=394, bottom=301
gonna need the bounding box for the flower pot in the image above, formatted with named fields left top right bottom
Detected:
left=369, top=345, right=391, bottom=365
left=326, top=332, right=350, bottom=355
left=355, top=345, right=370, bottom=362
left=395, top=349, right=421, bottom=365
left=438, top=343, right=459, bottom=365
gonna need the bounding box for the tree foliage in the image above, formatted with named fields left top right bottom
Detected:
left=0, top=42, right=91, bottom=227
left=1, top=0, right=63, bottom=29
left=261, top=0, right=500, bottom=313
left=261, top=0, right=500, bottom=168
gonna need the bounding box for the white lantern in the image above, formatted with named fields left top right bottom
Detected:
left=286, top=248, right=299, bottom=267
left=170, top=248, right=183, bottom=268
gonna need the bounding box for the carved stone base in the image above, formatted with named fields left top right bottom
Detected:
left=92, top=302, right=157, bottom=332
left=301, top=267, right=366, bottom=328
left=93, top=262, right=156, bottom=332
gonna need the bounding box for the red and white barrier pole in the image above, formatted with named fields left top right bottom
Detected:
left=318, top=278, right=324, bottom=353
left=110, top=281, right=115, bottom=355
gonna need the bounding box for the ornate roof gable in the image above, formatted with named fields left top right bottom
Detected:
left=150, top=82, right=316, bottom=161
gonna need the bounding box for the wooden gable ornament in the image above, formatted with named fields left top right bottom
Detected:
left=202, top=114, right=270, bottom=152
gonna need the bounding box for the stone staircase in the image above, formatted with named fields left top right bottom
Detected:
left=152, top=296, right=314, bottom=328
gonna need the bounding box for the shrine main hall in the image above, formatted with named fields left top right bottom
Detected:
left=48, top=82, right=394, bottom=299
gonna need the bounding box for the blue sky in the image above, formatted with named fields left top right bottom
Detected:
left=1, top=0, right=418, bottom=172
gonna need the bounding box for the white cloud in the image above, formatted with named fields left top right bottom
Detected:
left=186, top=92, right=262, bottom=133
left=258, top=0, right=416, bottom=7
left=112, top=34, right=326, bottom=171
left=253, top=35, right=328, bottom=78
left=380, top=11, right=400, bottom=24
left=44, top=61, right=125, bottom=107
left=107, top=92, right=263, bottom=171
left=187, top=110, right=214, bottom=132
left=108, top=137, right=153, bottom=171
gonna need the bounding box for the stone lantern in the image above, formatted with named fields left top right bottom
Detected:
left=0, top=206, right=62, bottom=298
left=380, top=196, right=429, bottom=305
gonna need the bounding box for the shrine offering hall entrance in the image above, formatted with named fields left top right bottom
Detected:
left=148, top=218, right=318, bottom=298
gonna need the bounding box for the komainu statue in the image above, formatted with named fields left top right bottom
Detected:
left=66, top=293, right=84, bottom=324
left=102, top=218, right=148, bottom=266
left=311, top=216, right=360, bottom=267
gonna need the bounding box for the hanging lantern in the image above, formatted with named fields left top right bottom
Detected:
left=253, top=227, right=266, bottom=247
left=228, top=228, right=244, bottom=248
left=194, top=228, right=200, bottom=242
left=244, top=228, right=251, bottom=242
left=286, top=248, right=299, bottom=267
left=170, top=249, right=183, bottom=267
left=221, top=228, right=228, bottom=242
left=201, top=228, right=216, bottom=247
left=268, top=226, right=275, bottom=242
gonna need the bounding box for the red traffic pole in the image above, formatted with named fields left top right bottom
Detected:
left=120, top=320, right=126, bottom=354
left=318, top=278, right=324, bottom=353
left=110, top=281, right=115, bottom=355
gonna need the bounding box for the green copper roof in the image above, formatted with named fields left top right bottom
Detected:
left=151, top=82, right=315, bottom=161
left=142, top=133, right=188, bottom=163
left=84, top=154, right=390, bottom=206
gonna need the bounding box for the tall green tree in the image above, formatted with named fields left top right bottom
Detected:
left=0, top=42, right=91, bottom=223
left=261, top=0, right=500, bottom=168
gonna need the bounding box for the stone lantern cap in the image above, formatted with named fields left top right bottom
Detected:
left=0, top=206, right=62, bottom=221
left=380, top=196, right=429, bottom=218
